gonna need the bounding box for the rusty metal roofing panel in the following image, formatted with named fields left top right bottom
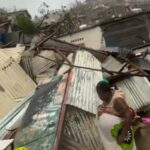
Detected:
left=62, top=106, right=103, bottom=150
left=15, top=75, right=67, bottom=150
left=67, top=50, right=103, bottom=114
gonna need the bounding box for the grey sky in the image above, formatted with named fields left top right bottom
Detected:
left=0, top=0, right=83, bottom=17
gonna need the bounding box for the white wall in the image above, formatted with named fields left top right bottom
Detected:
left=59, top=26, right=105, bottom=50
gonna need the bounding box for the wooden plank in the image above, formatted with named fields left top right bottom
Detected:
left=0, top=139, right=14, bottom=150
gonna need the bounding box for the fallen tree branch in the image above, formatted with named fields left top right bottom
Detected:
left=37, top=54, right=150, bottom=79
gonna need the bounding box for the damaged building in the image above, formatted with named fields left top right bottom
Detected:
left=1, top=7, right=150, bottom=150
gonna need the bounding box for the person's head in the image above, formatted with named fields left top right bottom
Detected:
left=96, top=80, right=113, bottom=103
left=113, top=97, right=126, bottom=116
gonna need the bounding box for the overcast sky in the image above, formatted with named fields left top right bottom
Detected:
left=0, top=0, right=84, bottom=17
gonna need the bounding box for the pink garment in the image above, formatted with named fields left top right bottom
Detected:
left=142, top=118, right=150, bottom=125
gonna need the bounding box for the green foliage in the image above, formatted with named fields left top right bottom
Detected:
left=16, top=15, right=38, bottom=35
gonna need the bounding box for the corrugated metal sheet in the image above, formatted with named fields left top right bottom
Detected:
left=67, top=50, right=103, bottom=114
left=0, top=50, right=36, bottom=119
left=61, top=106, right=103, bottom=150
left=107, top=47, right=132, bottom=58
left=102, top=56, right=150, bottom=112
left=32, top=50, right=63, bottom=83
left=102, top=55, right=125, bottom=77
left=0, top=46, right=25, bottom=63
left=15, top=75, right=67, bottom=150
left=131, top=58, right=150, bottom=71
left=32, top=51, right=56, bottom=76
left=102, top=55, right=124, bottom=72
left=116, top=77, right=150, bottom=112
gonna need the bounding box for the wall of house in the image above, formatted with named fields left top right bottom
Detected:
left=101, top=13, right=150, bottom=49
left=59, top=26, right=105, bottom=50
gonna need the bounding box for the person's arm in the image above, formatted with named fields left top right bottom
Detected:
left=113, top=98, right=132, bottom=145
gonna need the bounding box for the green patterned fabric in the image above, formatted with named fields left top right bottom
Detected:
left=15, top=147, right=28, bottom=150
left=111, top=122, right=134, bottom=150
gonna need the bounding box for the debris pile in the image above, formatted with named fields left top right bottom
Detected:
left=1, top=9, right=150, bottom=150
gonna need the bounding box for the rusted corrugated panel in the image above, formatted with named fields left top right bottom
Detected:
left=117, top=77, right=150, bottom=112
left=67, top=50, right=103, bottom=114
left=0, top=46, right=25, bottom=63
left=62, top=106, right=103, bottom=150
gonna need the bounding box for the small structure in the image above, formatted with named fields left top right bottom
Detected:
left=100, top=11, right=150, bottom=49
left=43, top=13, right=61, bottom=25
left=8, top=10, right=31, bottom=24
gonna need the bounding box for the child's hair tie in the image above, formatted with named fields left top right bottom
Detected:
left=102, top=79, right=109, bottom=84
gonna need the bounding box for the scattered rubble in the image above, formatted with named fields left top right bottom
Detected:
left=1, top=5, right=150, bottom=150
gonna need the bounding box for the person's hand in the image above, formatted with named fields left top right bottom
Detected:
left=114, top=90, right=125, bottom=99
left=117, top=135, right=125, bottom=145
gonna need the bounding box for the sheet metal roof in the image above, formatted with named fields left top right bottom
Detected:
left=15, top=75, right=67, bottom=150
left=131, top=58, right=150, bottom=71
left=102, top=55, right=123, bottom=71
left=0, top=50, right=36, bottom=119
left=102, top=55, right=125, bottom=77
left=107, top=47, right=132, bottom=58
left=103, top=56, right=150, bottom=112
left=62, top=106, right=104, bottom=150
left=67, top=50, right=103, bottom=114
left=116, top=77, right=150, bottom=112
